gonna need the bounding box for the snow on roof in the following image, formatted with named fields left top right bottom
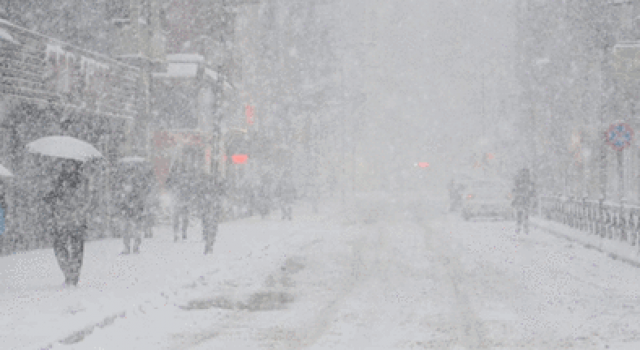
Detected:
left=535, top=57, right=550, bottom=66
left=205, top=68, right=218, bottom=81
left=0, top=20, right=138, bottom=70
left=80, top=56, right=110, bottom=72
left=0, top=27, right=18, bottom=44
left=153, top=63, right=218, bottom=81
left=614, top=41, right=640, bottom=50
left=152, top=62, right=198, bottom=78
left=166, top=54, right=204, bottom=63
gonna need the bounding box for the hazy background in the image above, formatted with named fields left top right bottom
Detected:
left=334, top=0, right=518, bottom=190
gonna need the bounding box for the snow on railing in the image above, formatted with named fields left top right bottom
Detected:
left=0, top=19, right=140, bottom=120
left=539, top=195, right=640, bottom=248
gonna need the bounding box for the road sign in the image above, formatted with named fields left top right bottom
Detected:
left=605, top=122, right=635, bottom=151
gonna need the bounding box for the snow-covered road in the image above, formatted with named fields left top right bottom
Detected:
left=5, top=193, right=640, bottom=349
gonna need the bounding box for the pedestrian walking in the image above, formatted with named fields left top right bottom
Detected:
left=255, top=176, right=272, bottom=219
left=448, top=179, right=462, bottom=212
left=43, top=160, right=89, bottom=286
left=198, top=172, right=224, bottom=254
left=142, top=174, right=159, bottom=239
left=512, top=168, right=536, bottom=234
left=275, top=176, right=296, bottom=221
left=114, top=168, right=148, bottom=254
left=0, top=181, right=7, bottom=236
left=166, top=163, right=196, bottom=241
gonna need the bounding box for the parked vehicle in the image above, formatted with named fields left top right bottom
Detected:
left=461, top=179, right=513, bottom=221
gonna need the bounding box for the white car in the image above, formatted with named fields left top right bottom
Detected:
left=461, top=179, right=513, bottom=221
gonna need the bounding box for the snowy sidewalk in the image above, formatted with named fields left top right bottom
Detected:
left=0, top=200, right=336, bottom=350
left=531, top=217, right=640, bottom=267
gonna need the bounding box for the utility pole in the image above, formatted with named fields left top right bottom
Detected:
left=212, top=0, right=260, bottom=179
left=482, top=72, right=486, bottom=140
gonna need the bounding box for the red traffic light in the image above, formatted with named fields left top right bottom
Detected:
left=231, top=154, right=248, bottom=164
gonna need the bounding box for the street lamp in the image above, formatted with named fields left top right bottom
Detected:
left=582, top=144, right=592, bottom=199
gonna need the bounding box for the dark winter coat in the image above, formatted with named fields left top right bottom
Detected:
left=512, top=172, right=536, bottom=210
left=44, top=174, right=89, bottom=234
left=167, top=171, right=197, bottom=206
left=113, top=166, right=151, bottom=219
left=116, top=185, right=145, bottom=219
left=276, top=181, right=296, bottom=204
left=196, top=174, right=224, bottom=219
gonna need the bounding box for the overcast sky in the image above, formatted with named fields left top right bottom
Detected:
left=333, top=0, right=517, bottom=181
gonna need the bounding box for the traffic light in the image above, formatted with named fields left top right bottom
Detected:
left=232, top=154, right=248, bottom=164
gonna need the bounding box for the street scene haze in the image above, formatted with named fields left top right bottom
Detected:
left=3, top=0, right=640, bottom=349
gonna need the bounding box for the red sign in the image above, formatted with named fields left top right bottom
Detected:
left=231, top=154, right=248, bottom=164
left=245, top=105, right=255, bottom=125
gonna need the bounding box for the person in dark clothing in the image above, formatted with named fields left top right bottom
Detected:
left=275, top=177, right=296, bottom=221
left=142, top=169, right=158, bottom=239
left=448, top=179, right=462, bottom=212
left=114, top=168, right=148, bottom=254
left=255, top=176, right=272, bottom=219
left=512, top=168, right=536, bottom=234
left=0, top=182, right=7, bottom=236
left=44, top=160, right=89, bottom=286
left=198, top=173, right=224, bottom=254
left=166, top=166, right=196, bottom=242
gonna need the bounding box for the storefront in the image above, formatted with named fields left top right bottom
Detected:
left=0, top=20, right=142, bottom=251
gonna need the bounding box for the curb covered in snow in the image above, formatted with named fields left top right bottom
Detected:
left=37, top=289, right=185, bottom=349
left=39, top=311, right=127, bottom=349
left=531, top=218, right=640, bottom=268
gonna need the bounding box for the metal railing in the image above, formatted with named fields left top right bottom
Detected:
left=539, top=195, right=640, bottom=247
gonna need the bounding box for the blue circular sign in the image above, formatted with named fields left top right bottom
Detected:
left=606, top=122, right=635, bottom=151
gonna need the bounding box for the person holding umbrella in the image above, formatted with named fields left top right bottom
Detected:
left=43, top=160, right=90, bottom=286
left=28, top=135, right=102, bottom=286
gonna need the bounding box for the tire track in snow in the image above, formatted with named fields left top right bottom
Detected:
left=412, top=201, right=490, bottom=349
left=260, top=228, right=372, bottom=349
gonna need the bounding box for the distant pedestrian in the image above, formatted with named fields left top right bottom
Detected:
left=276, top=177, right=296, bottom=221
left=114, top=167, right=148, bottom=254
left=448, top=178, right=466, bottom=212
left=198, top=173, right=224, bottom=254
left=0, top=182, right=7, bottom=236
left=166, top=164, right=196, bottom=242
left=255, top=176, right=272, bottom=219
left=512, top=168, right=536, bottom=234
left=142, top=173, right=159, bottom=239
left=44, top=160, right=89, bottom=286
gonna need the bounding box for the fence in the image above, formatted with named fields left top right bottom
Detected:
left=539, top=195, right=640, bottom=247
